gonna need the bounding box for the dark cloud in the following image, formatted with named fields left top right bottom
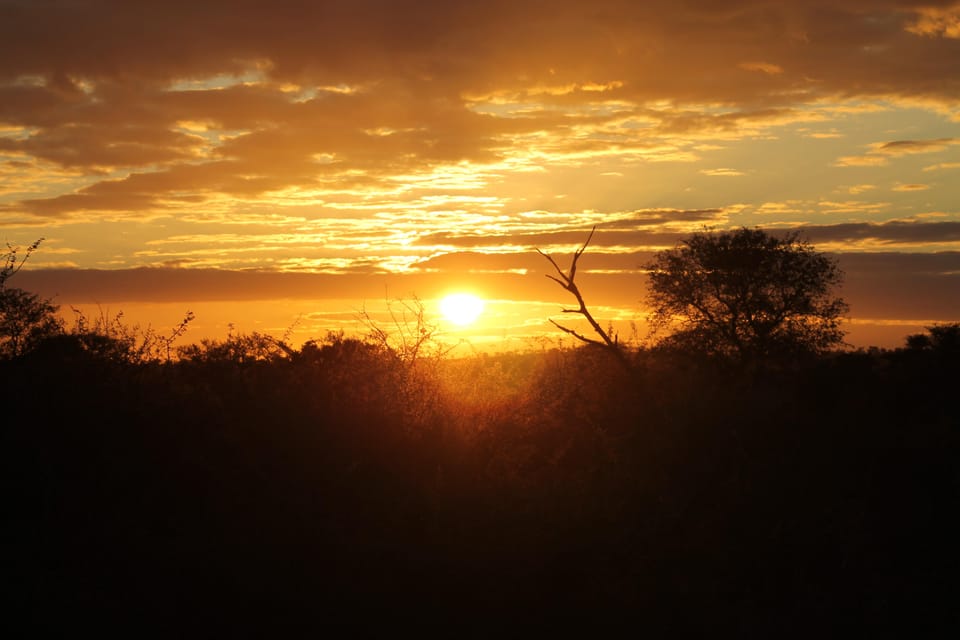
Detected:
left=801, top=220, right=960, bottom=244
left=837, top=252, right=960, bottom=318
left=413, top=219, right=960, bottom=256
left=0, top=124, right=201, bottom=169
left=837, top=250, right=960, bottom=275
left=15, top=267, right=368, bottom=303
left=878, top=138, right=956, bottom=153
left=14, top=265, right=541, bottom=304
left=3, top=2, right=957, bottom=102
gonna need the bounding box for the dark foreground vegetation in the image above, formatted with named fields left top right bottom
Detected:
left=4, top=326, right=959, bottom=635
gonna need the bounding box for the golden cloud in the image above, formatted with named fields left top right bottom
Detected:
left=700, top=168, right=746, bottom=177
left=738, top=62, right=784, bottom=75
left=906, top=4, right=960, bottom=39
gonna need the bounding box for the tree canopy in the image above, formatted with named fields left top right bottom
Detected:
left=645, top=227, right=848, bottom=361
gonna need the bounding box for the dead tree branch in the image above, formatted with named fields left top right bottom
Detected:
left=537, top=226, right=629, bottom=367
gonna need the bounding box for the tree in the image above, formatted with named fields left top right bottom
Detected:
left=1, top=238, right=43, bottom=288
left=906, top=323, right=960, bottom=357
left=357, top=296, right=447, bottom=367
left=644, top=227, right=848, bottom=362
left=68, top=306, right=195, bottom=364
left=0, top=239, right=63, bottom=359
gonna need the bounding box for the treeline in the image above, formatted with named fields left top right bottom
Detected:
left=4, top=324, right=959, bottom=635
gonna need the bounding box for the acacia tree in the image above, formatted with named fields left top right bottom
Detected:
left=644, top=227, right=848, bottom=361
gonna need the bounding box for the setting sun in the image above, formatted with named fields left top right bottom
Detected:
left=439, top=293, right=485, bottom=326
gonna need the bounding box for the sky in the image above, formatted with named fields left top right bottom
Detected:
left=2, top=0, right=960, bottom=351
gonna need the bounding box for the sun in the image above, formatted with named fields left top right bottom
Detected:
left=439, top=293, right=485, bottom=326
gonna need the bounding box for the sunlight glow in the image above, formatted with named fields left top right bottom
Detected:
left=439, top=293, right=485, bottom=326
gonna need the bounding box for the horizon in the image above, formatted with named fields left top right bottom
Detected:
left=14, top=256, right=955, bottom=352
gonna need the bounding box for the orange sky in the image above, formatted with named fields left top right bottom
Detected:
left=3, top=0, right=960, bottom=350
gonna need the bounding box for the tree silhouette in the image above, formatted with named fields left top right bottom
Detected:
left=645, top=227, right=848, bottom=362
left=906, top=323, right=960, bottom=357
left=537, top=226, right=628, bottom=368
left=0, top=239, right=63, bottom=358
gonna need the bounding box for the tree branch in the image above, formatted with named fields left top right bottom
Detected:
left=537, top=226, right=628, bottom=368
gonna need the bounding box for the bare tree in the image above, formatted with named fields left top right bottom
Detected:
left=537, top=226, right=628, bottom=368
left=357, top=295, right=458, bottom=367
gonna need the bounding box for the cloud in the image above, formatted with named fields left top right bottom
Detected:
left=816, top=200, right=890, bottom=215
left=738, top=62, right=784, bottom=75
left=801, top=220, right=960, bottom=245
left=835, top=137, right=959, bottom=167
left=700, top=168, right=746, bottom=177
left=923, top=161, right=960, bottom=171
left=413, top=208, right=727, bottom=251
left=837, top=252, right=960, bottom=319
left=412, top=218, right=960, bottom=260
left=906, top=5, right=960, bottom=39
left=834, top=155, right=890, bottom=167
left=2, top=2, right=958, bottom=103
left=875, top=138, right=958, bottom=156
